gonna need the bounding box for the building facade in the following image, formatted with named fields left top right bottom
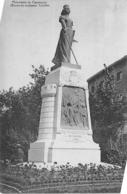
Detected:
left=87, top=56, right=127, bottom=163
left=88, top=56, right=127, bottom=96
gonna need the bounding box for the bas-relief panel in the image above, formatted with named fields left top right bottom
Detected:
left=61, top=86, right=89, bottom=129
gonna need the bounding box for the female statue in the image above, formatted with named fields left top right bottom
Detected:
left=52, top=5, right=75, bottom=67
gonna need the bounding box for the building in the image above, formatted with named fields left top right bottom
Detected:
left=87, top=56, right=127, bottom=163
left=88, top=55, right=127, bottom=96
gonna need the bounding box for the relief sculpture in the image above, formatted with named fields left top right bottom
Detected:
left=61, top=86, right=89, bottom=129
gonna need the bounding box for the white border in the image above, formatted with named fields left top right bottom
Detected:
left=0, top=0, right=4, bottom=22
left=121, top=162, right=127, bottom=194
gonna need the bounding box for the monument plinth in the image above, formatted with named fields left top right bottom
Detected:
left=28, top=63, right=100, bottom=164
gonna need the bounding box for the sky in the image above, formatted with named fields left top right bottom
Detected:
left=0, top=0, right=127, bottom=90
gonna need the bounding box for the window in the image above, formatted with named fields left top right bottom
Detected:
left=116, top=71, right=122, bottom=81
left=99, top=80, right=104, bottom=87
left=91, top=86, right=95, bottom=93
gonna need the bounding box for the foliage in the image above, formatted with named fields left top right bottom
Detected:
left=89, top=67, right=126, bottom=165
left=0, top=162, right=124, bottom=192
left=0, top=65, right=49, bottom=162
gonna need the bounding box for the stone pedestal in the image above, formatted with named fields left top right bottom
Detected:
left=28, top=63, right=100, bottom=164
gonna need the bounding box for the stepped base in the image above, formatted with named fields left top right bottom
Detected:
left=29, top=132, right=100, bottom=165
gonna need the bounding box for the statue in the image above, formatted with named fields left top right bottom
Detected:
left=52, top=5, right=76, bottom=68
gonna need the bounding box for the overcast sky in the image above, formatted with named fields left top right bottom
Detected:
left=0, top=0, right=127, bottom=90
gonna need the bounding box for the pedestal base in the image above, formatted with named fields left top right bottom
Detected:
left=29, top=131, right=100, bottom=165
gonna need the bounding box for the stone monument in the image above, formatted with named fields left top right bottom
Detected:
left=28, top=5, right=100, bottom=164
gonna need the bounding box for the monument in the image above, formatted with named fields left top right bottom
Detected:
left=28, top=5, right=100, bottom=164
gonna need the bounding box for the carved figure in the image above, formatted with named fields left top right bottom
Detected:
left=61, top=87, right=88, bottom=129
left=52, top=5, right=75, bottom=67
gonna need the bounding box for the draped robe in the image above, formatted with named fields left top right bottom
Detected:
left=52, top=15, right=74, bottom=67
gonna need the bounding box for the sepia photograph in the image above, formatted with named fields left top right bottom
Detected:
left=0, top=0, right=127, bottom=193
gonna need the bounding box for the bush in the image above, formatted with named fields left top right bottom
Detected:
left=0, top=162, right=124, bottom=187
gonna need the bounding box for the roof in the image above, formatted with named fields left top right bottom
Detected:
left=87, top=55, right=127, bottom=82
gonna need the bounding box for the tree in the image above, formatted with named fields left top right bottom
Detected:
left=89, top=66, right=126, bottom=165
left=0, top=65, right=49, bottom=162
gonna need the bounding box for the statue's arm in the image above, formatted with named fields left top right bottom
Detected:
left=59, top=16, right=66, bottom=32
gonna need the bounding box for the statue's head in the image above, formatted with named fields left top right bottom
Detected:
left=61, top=4, right=70, bottom=15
